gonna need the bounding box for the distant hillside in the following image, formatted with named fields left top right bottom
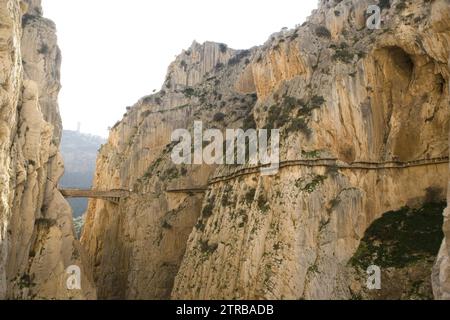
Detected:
left=60, top=130, right=106, bottom=217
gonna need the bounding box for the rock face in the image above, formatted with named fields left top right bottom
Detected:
left=352, top=202, right=446, bottom=300
left=433, top=44, right=450, bottom=300
left=433, top=145, right=450, bottom=298
left=433, top=151, right=450, bottom=299
left=82, top=0, right=450, bottom=299
left=81, top=41, right=256, bottom=299
left=0, top=0, right=95, bottom=299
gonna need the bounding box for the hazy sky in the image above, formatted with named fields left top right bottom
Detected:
left=43, top=0, right=318, bottom=137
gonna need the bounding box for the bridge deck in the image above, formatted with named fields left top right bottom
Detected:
left=59, top=157, right=448, bottom=200
left=59, top=189, right=130, bottom=204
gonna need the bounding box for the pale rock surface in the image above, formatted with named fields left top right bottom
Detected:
left=431, top=0, right=450, bottom=301
left=0, top=0, right=95, bottom=299
left=82, top=0, right=450, bottom=300
left=81, top=40, right=256, bottom=299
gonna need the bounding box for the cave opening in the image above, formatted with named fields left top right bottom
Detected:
left=387, top=46, right=415, bottom=79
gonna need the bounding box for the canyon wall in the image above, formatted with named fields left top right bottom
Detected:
left=81, top=40, right=253, bottom=299
left=82, top=0, right=450, bottom=299
left=0, top=0, right=95, bottom=299
left=433, top=7, right=450, bottom=297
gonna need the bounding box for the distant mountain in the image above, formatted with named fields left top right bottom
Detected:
left=60, top=130, right=106, bottom=217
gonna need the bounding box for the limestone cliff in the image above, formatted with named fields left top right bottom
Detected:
left=0, top=0, right=95, bottom=299
left=81, top=41, right=256, bottom=299
left=82, top=0, right=450, bottom=300
left=433, top=31, right=450, bottom=299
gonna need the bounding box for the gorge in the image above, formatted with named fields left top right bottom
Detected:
left=0, top=0, right=95, bottom=299
left=0, top=0, right=449, bottom=300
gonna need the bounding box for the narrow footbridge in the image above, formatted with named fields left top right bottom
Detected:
left=60, top=157, right=449, bottom=200
left=59, top=189, right=131, bottom=204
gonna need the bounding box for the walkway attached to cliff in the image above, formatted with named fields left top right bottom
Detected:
left=59, top=189, right=131, bottom=204
left=208, top=156, right=450, bottom=185
left=59, top=157, right=449, bottom=199
left=163, top=157, right=449, bottom=194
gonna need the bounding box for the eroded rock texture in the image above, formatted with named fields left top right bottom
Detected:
left=82, top=0, right=450, bottom=299
left=0, top=0, right=95, bottom=299
left=433, top=36, right=450, bottom=300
